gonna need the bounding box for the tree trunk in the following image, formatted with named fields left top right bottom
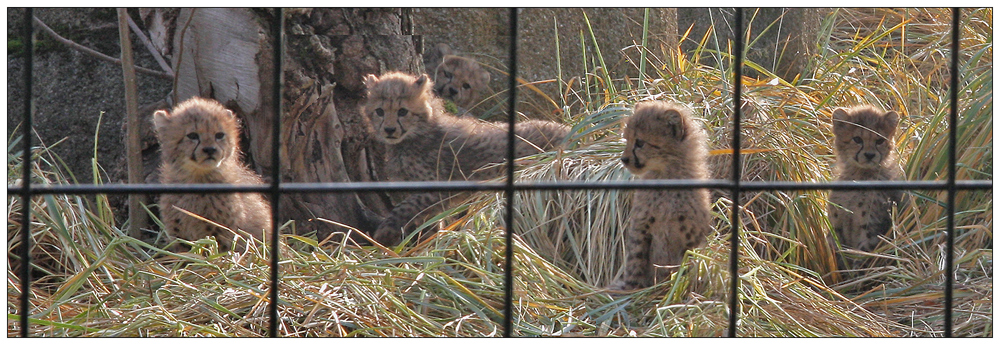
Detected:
left=164, top=8, right=422, bottom=240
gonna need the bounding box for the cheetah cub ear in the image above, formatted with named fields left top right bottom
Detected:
left=831, top=107, right=852, bottom=134
left=661, top=108, right=688, bottom=140
left=414, top=74, right=429, bottom=87
left=434, top=42, right=454, bottom=58
left=152, top=109, right=171, bottom=134
left=634, top=103, right=689, bottom=140
left=425, top=43, right=454, bottom=72
left=881, top=110, right=900, bottom=136
left=222, top=108, right=238, bottom=126
left=413, top=73, right=434, bottom=96
left=363, top=74, right=380, bottom=93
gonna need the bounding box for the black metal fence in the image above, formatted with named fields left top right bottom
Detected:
left=9, top=7, right=992, bottom=337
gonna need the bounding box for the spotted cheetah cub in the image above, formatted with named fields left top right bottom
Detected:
left=608, top=101, right=713, bottom=290
left=828, top=105, right=903, bottom=268
left=153, top=97, right=272, bottom=250
left=363, top=71, right=568, bottom=246
left=430, top=52, right=491, bottom=114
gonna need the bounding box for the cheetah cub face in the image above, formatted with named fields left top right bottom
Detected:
left=153, top=98, right=240, bottom=174
left=621, top=101, right=697, bottom=177
left=831, top=106, right=899, bottom=170
left=363, top=72, right=436, bottom=145
left=432, top=55, right=490, bottom=109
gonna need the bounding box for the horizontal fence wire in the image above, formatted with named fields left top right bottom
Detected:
left=7, top=179, right=993, bottom=195
left=13, top=7, right=991, bottom=337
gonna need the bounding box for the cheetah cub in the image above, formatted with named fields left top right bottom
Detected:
left=608, top=101, right=713, bottom=290
left=424, top=43, right=491, bottom=114
left=828, top=105, right=903, bottom=268
left=432, top=55, right=490, bottom=113
left=426, top=43, right=491, bottom=115
left=153, top=97, right=272, bottom=250
left=362, top=71, right=568, bottom=246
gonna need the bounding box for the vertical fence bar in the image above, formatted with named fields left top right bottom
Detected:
left=727, top=7, right=744, bottom=338
left=502, top=7, right=519, bottom=338
left=944, top=6, right=960, bottom=338
left=268, top=7, right=284, bottom=338
left=19, top=7, right=34, bottom=339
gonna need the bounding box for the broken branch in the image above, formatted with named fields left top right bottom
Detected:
left=32, top=16, right=173, bottom=80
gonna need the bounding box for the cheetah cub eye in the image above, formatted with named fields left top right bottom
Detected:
left=633, top=139, right=657, bottom=149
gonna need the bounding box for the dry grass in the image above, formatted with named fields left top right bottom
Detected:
left=7, top=8, right=991, bottom=337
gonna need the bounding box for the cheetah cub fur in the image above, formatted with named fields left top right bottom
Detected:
left=608, top=101, right=713, bottom=290
left=362, top=71, right=569, bottom=246
left=828, top=105, right=903, bottom=268
left=153, top=97, right=272, bottom=250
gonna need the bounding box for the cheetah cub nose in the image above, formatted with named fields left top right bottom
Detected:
left=864, top=153, right=876, bottom=161
left=448, top=87, right=459, bottom=97
left=384, top=127, right=397, bottom=135
left=620, top=157, right=630, bottom=164
left=202, top=147, right=217, bottom=155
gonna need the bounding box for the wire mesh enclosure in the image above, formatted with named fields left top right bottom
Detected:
left=8, top=7, right=992, bottom=337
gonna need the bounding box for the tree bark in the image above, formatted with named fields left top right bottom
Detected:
left=163, top=8, right=422, bottom=240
